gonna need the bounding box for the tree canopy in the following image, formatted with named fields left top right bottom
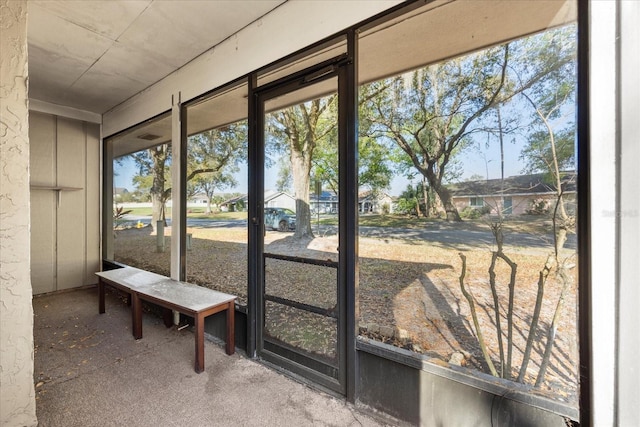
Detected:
left=360, top=25, right=576, bottom=221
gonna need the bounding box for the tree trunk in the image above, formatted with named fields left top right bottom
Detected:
left=291, top=150, right=314, bottom=238
left=427, top=169, right=461, bottom=221
left=421, top=176, right=429, bottom=218
left=429, top=180, right=462, bottom=222
left=150, top=145, right=169, bottom=233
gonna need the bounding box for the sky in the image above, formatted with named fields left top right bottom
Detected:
left=113, top=135, right=525, bottom=197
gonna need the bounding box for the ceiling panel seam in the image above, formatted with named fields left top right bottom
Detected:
left=67, top=1, right=154, bottom=89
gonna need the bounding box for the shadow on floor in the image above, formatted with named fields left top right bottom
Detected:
left=33, top=286, right=395, bottom=427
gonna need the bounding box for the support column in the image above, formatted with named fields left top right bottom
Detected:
left=616, top=1, right=640, bottom=424
left=0, top=0, right=38, bottom=425
left=170, top=93, right=184, bottom=282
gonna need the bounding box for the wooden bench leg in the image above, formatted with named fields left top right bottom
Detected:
left=194, top=313, right=205, bottom=373
left=162, top=308, right=173, bottom=328
left=132, top=292, right=143, bottom=340
left=226, top=302, right=235, bottom=355
left=98, top=279, right=105, bottom=314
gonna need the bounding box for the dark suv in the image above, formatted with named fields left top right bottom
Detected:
left=264, top=207, right=296, bottom=231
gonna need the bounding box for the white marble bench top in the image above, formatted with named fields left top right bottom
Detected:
left=96, top=266, right=236, bottom=312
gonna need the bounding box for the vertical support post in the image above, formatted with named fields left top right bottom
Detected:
left=103, top=136, right=115, bottom=260
left=156, top=220, right=165, bottom=252
left=340, top=29, right=359, bottom=402
left=170, top=93, right=187, bottom=325
left=247, top=73, right=260, bottom=359
left=226, top=301, right=236, bottom=355
left=132, top=292, right=143, bottom=340
left=98, top=279, right=105, bottom=314
left=577, top=2, right=592, bottom=425
left=170, top=93, right=185, bottom=281
left=617, top=1, right=640, bottom=425
left=194, top=313, right=205, bottom=373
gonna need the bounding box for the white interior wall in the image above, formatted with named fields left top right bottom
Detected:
left=102, top=0, right=401, bottom=137
left=29, top=112, right=101, bottom=295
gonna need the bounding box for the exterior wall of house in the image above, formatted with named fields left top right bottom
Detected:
left=0, top=0, right=38, bottom=424
left=264, top=193, right=296, bottom=211
left=452, top=194, right=576, bottom=216
left=453, top=195, right=529, bottom=216
left=360, top=195, right=394, bottom=214
left=29, top=112, right=101, bottom=294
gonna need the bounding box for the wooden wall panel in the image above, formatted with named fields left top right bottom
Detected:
left=85, top=123, right=101, bottom=285
left=56, top=117, right=86, bottom=290
left=29, top=112, right=57, bottom=294
left=29, top=113, right=100, bottom=294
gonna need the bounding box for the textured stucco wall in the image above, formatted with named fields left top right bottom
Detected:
left=0, top=0, right=38, bottom=425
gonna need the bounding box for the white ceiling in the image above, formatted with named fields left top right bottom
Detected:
left=27, top=0, right=286, bottom=114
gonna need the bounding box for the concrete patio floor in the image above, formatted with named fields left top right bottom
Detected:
left=33, top=286, right=397, bottom=426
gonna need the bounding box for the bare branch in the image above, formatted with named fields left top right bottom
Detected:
left=459, top=253, right=499, bottom=377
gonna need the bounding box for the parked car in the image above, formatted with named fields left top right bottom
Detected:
left=264, top=207, right=296, bottom=231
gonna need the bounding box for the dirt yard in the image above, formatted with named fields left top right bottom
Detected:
left=113, top=223, right=579, bottom=407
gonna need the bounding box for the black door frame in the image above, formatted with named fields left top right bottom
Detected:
left=247, top=45, right=357, bottom=396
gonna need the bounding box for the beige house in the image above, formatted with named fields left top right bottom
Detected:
left=449, top=173, right=576, bottom=216
left=264, top=191, right=296, bottom=211
left=358, top=191, right=396, bottom=214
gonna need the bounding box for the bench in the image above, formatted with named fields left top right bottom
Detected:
left=95, top=266, right=236, bottom=373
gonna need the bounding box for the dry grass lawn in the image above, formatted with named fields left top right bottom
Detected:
left=114, top=221, right=578, bottom=406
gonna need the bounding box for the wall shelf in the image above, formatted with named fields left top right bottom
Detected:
left=31, top=185, right=83, bottom=191
left=31, top=185, right=83, bottom=206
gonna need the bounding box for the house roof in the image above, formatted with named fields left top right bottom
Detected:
left=264, top=191, right=294, bottom=203
left=220, top=194, right=247, bottom=206
left=310, top=191, right=338, bottom=202
left=448, top=172, right=577, bottom=197
left=358, top=190, right=395, bottom=202
left=221, top=191, right=294, bottom=206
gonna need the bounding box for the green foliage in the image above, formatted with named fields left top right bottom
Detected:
left=520, top=128, right=575, bottom=176
left=267, top=96, right=337, bottom=237
left=460, top=206, right=490, bottom=219
left=359, top=25, right=576, bottom=221
left=128, top=144, right=172, bottom=199
left=276, top=157, right=293, bottom=192
left=395, top=197, right=417, bottom=216
left=113, top=205, right=133, bottom=229
left=360, top=44, right=512, bottom=220
left=187, top=121, right=247, bottom=196
left=517, top=25, right=577, bottom=178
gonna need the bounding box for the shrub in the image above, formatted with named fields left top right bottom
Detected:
left=527, top=198, right=550, bottom=215
left=460, top=206, right=490, bottom=219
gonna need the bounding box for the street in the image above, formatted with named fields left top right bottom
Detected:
left=121, top=215, right=576, bottom=250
